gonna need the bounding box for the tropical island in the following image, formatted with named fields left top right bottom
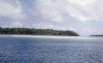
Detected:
left=0, top=27, right=79, bottom=36
left=91, top=35, right=103, bottom=37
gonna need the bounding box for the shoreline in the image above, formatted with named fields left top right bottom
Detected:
left=0, top=34, right=99, bottom=39
left=0, top=34, right=79, bottom=38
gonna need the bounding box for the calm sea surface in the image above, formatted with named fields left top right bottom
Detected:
left=0, top=35, right=103, bottom=63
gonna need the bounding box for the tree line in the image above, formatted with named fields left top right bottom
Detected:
left=0, top=27, right=79, bottom=36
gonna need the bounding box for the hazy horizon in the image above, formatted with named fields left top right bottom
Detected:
left=0, top=0, right=103, bottom=36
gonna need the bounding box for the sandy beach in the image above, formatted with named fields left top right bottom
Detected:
left=0, top=34, right=99, bottom=40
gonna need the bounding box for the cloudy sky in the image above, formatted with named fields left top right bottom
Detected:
left=0, top=0, right=103, bottom=36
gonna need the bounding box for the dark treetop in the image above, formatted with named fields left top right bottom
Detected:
left=0, top=27, right=79, bottom=36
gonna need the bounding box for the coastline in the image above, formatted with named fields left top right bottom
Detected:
left=0, top=34, right=99, bottom=39
left=0, top=34, right=79, bottom=38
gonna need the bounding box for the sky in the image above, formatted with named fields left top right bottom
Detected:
left=0, top=0, right=103, bottom=36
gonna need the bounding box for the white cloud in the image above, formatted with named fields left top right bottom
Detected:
left=0, top=0, right=26, bottom=20
left=11, top=21, right=23, bottom=28
left=68, top=0, right=96, bottom=6
left=34, top=0, right=103, bottom=22
left=34, top=0, right=64, bottom=22
left=33, top=23, right=67, bottom=30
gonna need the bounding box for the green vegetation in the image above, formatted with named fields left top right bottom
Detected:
left=0, top=27, right=79, bottom=36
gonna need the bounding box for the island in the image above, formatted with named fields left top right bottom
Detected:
left=0, top=27, right=79, bottom=36
left=91, top=35, right=103, bottom=37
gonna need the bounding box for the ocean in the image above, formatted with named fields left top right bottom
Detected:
left=0, top=35, right=103, bottom=63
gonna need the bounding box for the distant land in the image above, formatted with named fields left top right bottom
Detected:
left=91, top=35, right=103, bottom=37
left=0, top=27, right=79, bottom=36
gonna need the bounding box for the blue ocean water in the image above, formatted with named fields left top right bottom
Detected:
left=0, top=35, right=103, bottom=63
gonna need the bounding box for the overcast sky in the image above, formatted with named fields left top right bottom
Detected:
left=0, top=0, right=103, bottom=36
